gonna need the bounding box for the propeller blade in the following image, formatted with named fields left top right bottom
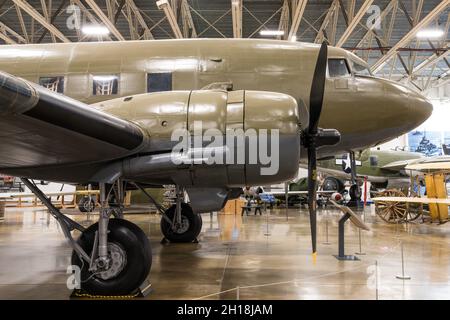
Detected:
left=307, top=146, right=318, bottom=256
left=308, top=42, right=328, bottom=135
left=306, top=42, right=328, bottom=258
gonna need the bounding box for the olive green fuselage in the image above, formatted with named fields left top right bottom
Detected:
left=0, top=39, right=432, bottom=159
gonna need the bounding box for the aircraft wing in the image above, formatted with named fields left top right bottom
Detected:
left=268, top=190, right=335, bottom=196
left=0, top=71, right=145, bottom=171
left=373, top=197, right=450, bottom=205
left=381, top=159, right=414, bottom=171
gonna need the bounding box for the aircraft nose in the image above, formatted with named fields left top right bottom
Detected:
left=408, top=90, right=433, bottom=126
left=383, top=80, right=432, bottom=132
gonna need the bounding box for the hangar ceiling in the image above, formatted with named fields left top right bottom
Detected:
left=0, top=0, right=449, bottom=94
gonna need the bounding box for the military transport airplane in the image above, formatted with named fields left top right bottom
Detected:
left=0, top=39, right=432, bottom=295
left=317, top=149, right=425, bottom=190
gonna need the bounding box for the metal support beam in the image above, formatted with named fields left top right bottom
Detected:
left=246, top=6, right=283, bottom=38
left=40, top=0, right=56, bottom=42
left=0, top=31, right=16, bottom=44
left=231, top=0, right=242, bottom=38
left=408, top=12, right=450, bottom=79
left=157, top=0, right=183, bottom=39
left=0, top=22, right=27, bottom=43
left=37, top=0, right=68, bottom=43
left=330, top=0, right=340, bottom=45
left=84, top=0, right=126, bottom=41
left=181, top=0, right=197, bottom=38
left=12, top=0, right=70, bottom=42
left=315, top=0, right=338, bottom=43
left=126, top=0, right=154, bottom=40
left=372, top=0, right=450, bottom=74
left=278, top=0, right=290, bottom=40
left=71, top=0, right=113, bottom=42
left=15, top=2, right=29, bottom=42
left=336, top=0, right=374, bottom=47
left=189, top=5, right=228, bottom=38
left=288, top=0, right=308, bottom=41
left=348, top=0, right=356, bottom=22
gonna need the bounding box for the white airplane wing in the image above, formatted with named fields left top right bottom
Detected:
left=373, top=197, right=450, bottom=205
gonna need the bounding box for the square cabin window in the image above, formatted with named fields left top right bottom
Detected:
left=369, top=155, right=379, bottom=167
left=93, top=75, right=119, bottom=96
left=328, top=59, right=350, bottom=78
left=39, top=76, right=64, bottom=93
left=147, top=73, right=172, bottom=93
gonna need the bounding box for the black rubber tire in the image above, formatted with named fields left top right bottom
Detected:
left=71, top=219, right=152, bottom=296
left=322, top=177, right=345, bottom=194
left=78, top=196, right=95, bottom=213
left=160, top=203, right=202, bottom=243
left=349, top=184, right=362, bottom=200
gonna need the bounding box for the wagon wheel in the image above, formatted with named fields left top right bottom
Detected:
left=375, top=189, right=408, bottom=224
left=405, top=191, right=423, bottom=222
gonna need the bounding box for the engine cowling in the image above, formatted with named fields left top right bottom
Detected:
left=98, top=90, right=301, bottom=187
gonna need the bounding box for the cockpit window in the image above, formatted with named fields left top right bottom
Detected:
left=328, top=59, right=350, bottom=77
left=353, top=62, right=373, bottom=77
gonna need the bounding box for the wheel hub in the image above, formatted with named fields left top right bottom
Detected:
left=173, top=215, right=189, bottom=234
left=97, top=242, right=127, bottom=280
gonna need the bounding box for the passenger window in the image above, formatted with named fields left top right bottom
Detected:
left=328, top=59, right=350, bottom=77
left=147, top=73, right=172, bottom=93
left=39, top=76, right=64, bottom=93
left=92, top=75, right=119, bottom=96
left=369, top=156, right=378, bottom=167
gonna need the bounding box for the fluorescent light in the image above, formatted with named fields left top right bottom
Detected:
left=82, top=25, right=110, bottom=36
left=417, top=29, right=444, bottom=39
left=93, top=75, right=117, bottom=81
left=290, top=36, right=297, bottom=42
left=260, top=30, right=285, bottom=37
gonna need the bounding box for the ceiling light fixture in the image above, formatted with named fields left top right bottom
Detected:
left=82, top=25, right=110, bottom=36
left=260, top=30, right=285, bottom=37
left=416, top=29, right=444, bottom=39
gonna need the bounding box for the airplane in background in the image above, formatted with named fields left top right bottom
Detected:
left=443, top=144, right=450, bottom=155
left=0, top=39, right=432, bottom=296
left=317, top=149, right=425, bottom=192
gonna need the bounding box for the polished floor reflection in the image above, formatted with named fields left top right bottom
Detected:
left=0, top=205, right=450, bottom=300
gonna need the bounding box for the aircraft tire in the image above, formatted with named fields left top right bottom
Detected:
left=161, top=203, right=202, bottom=243
left=71, top=219, right=152, bottom=295
left=78, top=196, right=95, bottom=213
left=322, top=177, right=345, bottom=193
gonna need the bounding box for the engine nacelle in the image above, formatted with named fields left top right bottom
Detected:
left=101, top=90, right=301, bottom=188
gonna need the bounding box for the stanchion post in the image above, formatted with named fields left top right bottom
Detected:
left=375, top=260, right=379, bottom=300
left=396, top=242, right=411, bottom=280
left=264, top=210, right=271, bottom=236
left=355, top=229, right=366, bottom=255
left=323, top=219, right=331, bottom=245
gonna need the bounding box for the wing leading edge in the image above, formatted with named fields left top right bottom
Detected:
left=0, top=71, right=145, bottom=171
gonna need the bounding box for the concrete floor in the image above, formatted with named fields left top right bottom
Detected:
left=0, top=205, right=449, bottom=300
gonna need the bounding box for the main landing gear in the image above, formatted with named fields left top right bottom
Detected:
left=135, top=184, right=202, bottom=243
left=21, top=178, right=152, bottom=296
left=348, top=151, right=362, bottom=206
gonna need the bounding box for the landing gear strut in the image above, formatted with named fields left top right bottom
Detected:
left=133, top=184, right=202, bottom=243
left=161, top=186, right=202, bottom=243
left=348, top=151, right=361, bottom=206
left=21, top=178, right=152, bottom=296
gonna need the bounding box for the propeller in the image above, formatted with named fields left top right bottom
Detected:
left=302, top=42, right=341, bottom=258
